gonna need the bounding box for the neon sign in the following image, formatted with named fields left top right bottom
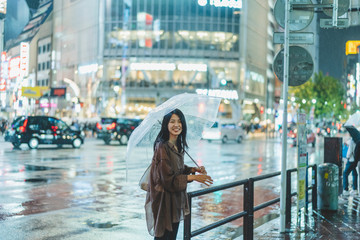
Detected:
left=20, top=42, right=29, bottom=78
left=198, top=0, right=242, bottom=9
left=9, top=56, right=20, bottom=79
left=196, top=88, right=239, bottom=100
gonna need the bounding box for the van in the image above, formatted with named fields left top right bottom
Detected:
left=202, top=121, right=245, bottom=143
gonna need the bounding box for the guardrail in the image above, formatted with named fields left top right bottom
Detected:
left=183, top=164, right=317, bottom=240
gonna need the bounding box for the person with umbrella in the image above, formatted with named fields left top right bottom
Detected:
left=145, top=109, right=213, bottom=239
left=343, top=137, right=359, bottom=196
left=344, top=112, right=360, bottom=196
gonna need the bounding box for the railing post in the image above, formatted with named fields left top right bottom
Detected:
left=285, top=169, right=292, bottom=230
left=184, top=195, right=192, bottom=240
left=243, top=178, right=254, bottom=240
left=312, top=165, right=317, bottom=210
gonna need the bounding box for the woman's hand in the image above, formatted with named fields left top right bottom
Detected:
left=193, top=166, right=207, bottom=175
left=188, top=174, right=213, bottom=186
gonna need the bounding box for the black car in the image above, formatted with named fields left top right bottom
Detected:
left=4, top=116, right=85, bottom=149
left=96, top=117, right=142, bottom=145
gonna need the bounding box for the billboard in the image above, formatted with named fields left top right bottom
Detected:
left=50, top=87, right=66, bottom=98
left=21, top=87, right=49, bottom=98
left=345, top=40, right=360, bottom=55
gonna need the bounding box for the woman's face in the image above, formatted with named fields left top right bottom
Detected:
left=168, top=114, right=182, bottom=139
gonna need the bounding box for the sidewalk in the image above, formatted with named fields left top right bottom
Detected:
left=234, top=193, right=360, bottom=239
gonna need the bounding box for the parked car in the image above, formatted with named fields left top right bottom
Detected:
left=96, top=117, right=142, bottom=145
left=202, top=122, right=245, bottom=144
left=288, top=128, right=316, bottom=147
left=4, top=116, right=85, bottom=149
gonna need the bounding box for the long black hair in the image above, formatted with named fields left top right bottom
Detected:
left=153, top=108, right=188, bottom=153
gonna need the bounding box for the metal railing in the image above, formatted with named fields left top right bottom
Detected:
left=183, top=164, right=317, bottom=240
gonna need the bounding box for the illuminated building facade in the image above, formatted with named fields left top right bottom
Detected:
left=51, top=0, right=275, bottom=121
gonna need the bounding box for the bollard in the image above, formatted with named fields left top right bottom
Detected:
left=317, top=163, right=338, bottom=211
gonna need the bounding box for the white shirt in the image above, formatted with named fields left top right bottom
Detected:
left=346, top=139, right=356, bottom=162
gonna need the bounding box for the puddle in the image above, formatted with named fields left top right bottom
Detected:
left=24, top=178, right=49, bottom=183
left=40, top=156, right=82, bottom=161
left=86, top=220, right=119, bottom=228
left=25, top=165, right=62, bottom=171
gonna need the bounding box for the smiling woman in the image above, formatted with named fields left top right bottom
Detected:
left=145, top=108, right=213, bottom=239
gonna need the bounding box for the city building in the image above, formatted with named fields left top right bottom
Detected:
left=0, top=0, right=276, bottom=125
left=52, top=0, right=276, bottom=124
left=1, top=0, right=53, bottom=118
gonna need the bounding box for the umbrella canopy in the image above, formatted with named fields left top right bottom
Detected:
left=345, top=126, right=360, bottom=144
left=345, top=111, right=360, bottom=128
left=344, top=112, right=360, bottom=144
left=125, top=93, right=221, bottom=182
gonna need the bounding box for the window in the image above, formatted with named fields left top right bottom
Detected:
left=42, top=62, right=45, bottom=70
left=38, top=63, right=41, bottom=71
left=54, top=119, right=69, bottom=130
left=47, top=61, right=50, bottom=69
left=43, top=45, right=46, bottom=52
left=38, top=46, right=41, bottom=54
left=47, top=43, right=51, bottom=52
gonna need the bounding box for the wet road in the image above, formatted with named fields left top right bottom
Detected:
left=0, top=134, right=324, bottom=239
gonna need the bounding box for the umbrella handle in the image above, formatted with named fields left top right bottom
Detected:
left=184, top=150, right=200, bottom=168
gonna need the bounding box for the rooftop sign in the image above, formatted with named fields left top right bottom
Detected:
left=345, top=40, right=360, bottom=55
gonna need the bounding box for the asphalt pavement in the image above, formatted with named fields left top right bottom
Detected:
left=0, top=132, right=344, bottom=239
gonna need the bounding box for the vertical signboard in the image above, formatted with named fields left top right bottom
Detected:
left=20, top=42, right=29, bottom=78
left=297, top=113, right=307, bottom=211
left=8, top=56, right=20, bottom=79
left=0, top=51, right=6, bottom=91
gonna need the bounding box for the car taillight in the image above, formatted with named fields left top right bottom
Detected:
left=130, top=126, right=135, bottom=130
left=96, top=122, right=102, bottom=130
left=51, top=126, right=58, bottom=132
left=19, top=119, right=28, bottom=133
left=107, top=122, right=116, bottom=130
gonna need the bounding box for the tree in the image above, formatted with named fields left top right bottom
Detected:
left=289, top=72, right=347, bottom=120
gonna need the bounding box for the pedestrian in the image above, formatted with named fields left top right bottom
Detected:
left=145, top=108, right=213, bottom=240
left=343, top=138, right=359, bottom=196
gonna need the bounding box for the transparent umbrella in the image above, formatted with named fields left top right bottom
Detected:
left=125, top=93, right=221, bottom=182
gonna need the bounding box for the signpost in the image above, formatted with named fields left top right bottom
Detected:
left=297, top=113, right=307, bottom=212
left=320, top=18, right=349, bottom=28
left=274, top=0, right=314, bottom=31
left=322, top=0, right=349, bottom=17
left=273, top=32, right=314, bottom=45
left=273, top=46, right=314, bottom=86
left=273, top=0, right=349, bottom=233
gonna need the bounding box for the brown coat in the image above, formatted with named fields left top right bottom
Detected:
left=145, top=141, right=193, bottom=237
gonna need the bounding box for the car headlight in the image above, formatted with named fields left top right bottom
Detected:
left=80, top=131, right=85, bottom=136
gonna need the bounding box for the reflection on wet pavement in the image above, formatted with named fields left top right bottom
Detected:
left=86, top=220, right=118, bottom=228
left=0, top=137, right=326, bottom=239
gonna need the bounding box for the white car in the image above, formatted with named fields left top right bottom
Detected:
left=202, top=122, right=245, bottom=143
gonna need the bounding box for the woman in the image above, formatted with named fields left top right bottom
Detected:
left=145, top=109, right=213, bottom=240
